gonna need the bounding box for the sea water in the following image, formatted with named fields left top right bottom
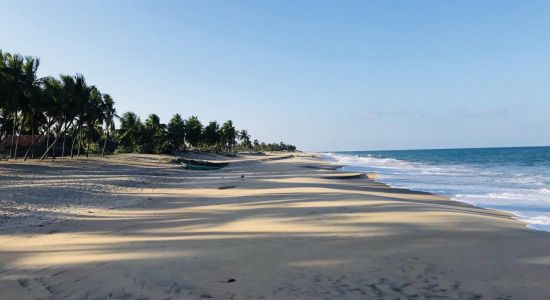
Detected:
left=321, top=147, right=550, bottom=232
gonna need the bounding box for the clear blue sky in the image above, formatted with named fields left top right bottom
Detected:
left=2, top=0, right=549, bottom=151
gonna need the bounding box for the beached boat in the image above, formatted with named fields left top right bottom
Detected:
left=180, top=162, right=224, bottom=171
left=177, top=158, right=229, bottom=170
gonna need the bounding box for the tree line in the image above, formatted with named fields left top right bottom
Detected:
left=0, top=50, right=296, bottom=160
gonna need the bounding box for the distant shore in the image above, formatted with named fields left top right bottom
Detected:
left=1, top=152, right=550, bottom=299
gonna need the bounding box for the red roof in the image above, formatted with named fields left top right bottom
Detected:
left=0, top=135, right=47, bottom=148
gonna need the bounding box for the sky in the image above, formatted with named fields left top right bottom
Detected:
left=1, top=0, right=549, bottom=151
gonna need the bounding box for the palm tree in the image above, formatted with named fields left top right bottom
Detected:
left=101, top=94, right=116, bottom=156
left=143, top=114, right=167, bottom=153
left=167, top=114, right=185, bottom=151
left=202, top=121, right=221, bottom=148
left=69, top=76, right=91, bottom=158
left=117, top=111, right=143, bottom=152
left=79, top=85, right=103, bottom=157
left=0, top=53, right=25, bottom=159
left=184, top=116, right=203, bottom=148
left=40, top=74, right=87, bottom=160
left=220, top=120, right=236, bottom=151
left=40, top=77, right=64, bottom=158
left=0, top=54, right=42, bottom=160
left=2, top=49, right=298, bottom=159
left=13, top=58, right=32, bottom=159
left=238, top=129, right=252, bottom=150
left=20, top=57, right=45, bottom=160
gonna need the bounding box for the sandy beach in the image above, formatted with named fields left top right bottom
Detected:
left=1, top=153, right=550, bottom=299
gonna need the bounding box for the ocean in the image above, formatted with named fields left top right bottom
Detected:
left=321, top=146, right=550, bottom=232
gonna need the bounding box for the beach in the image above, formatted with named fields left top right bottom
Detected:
left=1, top=153, right=550, bottom=299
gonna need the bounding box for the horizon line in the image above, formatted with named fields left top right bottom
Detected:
left=316, top=145, right=550, bottom=153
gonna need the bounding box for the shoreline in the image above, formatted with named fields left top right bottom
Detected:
left=320, top=150, right=550, bottom=233
left=2, top=153, right=550, bottom=299
left=324, top=164, right=535, bottom=234
left=366, top=172, right=535, bottom=234
left=348, top=171, right=534, bottom=233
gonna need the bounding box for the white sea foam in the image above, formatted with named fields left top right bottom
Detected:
left=321, top=152, right=550, bottom=232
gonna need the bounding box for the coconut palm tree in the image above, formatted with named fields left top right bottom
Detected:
left=40, top=74, right=87, bottom=160
left=0, top=54, right=42, bottom=159
left=1, top=49, right=299, bottom=159
left=167, top=114, right=185, bottom=151
left=101, top=94, right=117, bottom=156
left=117, top=111, right=143, bottom=153
left=0, top=53, right=25, bottom=158
left=143, top=114, right=167, bottom=153
left=40, top=77, right=64, bottom=158
left=202, top=121, right=221, bottom=148
left=69, top=76, right=91, bottom=158
left=19, top=57, right=45, bottom=160
left=220, top=120, right=236, bottom=151
left=238, top=129, right=252, bottom=150
left=0, top=51, right=14, bottom=151
left=78, top=85, right=103, bottom=157
left=184, top=116, right=203, bottom=148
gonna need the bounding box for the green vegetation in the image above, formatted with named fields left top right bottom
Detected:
left=0, top=50, right=296, bottom=159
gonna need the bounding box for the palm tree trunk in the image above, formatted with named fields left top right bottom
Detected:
left=77, top=128, right=82, bottom=157
left=23, top=122, right=35, bottom=161
left=45, top=123, right=51, bottom=159
left=61, top=121, right=70, bottom=157
left=62, top=134, right=66, bottom=157
left=31, top=115, right=35, bottom=158
left=70, top=132, right=77, bottom=158
left=102, top=131, right=108, bottom=157
left=70, top=124, right=81, bottom=158
left=24, top=134, right=44, bottom=161
left=14, top=136, right=20, bottom=159
left=41, top=121, right=67, bottom=160
left=14, top=117, right=22, bottom=160
left=9, top=111, right=17, bottom=159
left=31, top=114, right=35, bottom=158
left=86, top=136, right=90, bottom=157
left=41, top=136, right=61, bottom=160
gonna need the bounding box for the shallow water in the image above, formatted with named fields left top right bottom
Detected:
left=321, top=146, right=550, bottom=232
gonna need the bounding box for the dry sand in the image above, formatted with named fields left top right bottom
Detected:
left=1, top=153, right=550, bottom=299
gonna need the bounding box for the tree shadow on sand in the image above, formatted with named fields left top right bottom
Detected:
left=1, top=158, right=550, bottom=299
